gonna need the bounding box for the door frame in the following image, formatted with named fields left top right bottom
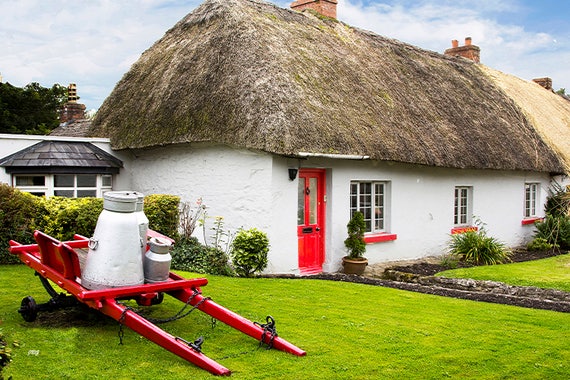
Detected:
left=297, top=168, right=326, bottom=274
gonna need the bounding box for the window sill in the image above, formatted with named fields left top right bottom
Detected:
left=450, top=226, right=478, bottom=235
left=364, top=233, right=397, bottom=244
left=521, top=217, right=543, bottom=226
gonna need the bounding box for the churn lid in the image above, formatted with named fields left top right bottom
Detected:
left=103, top=191, right=138, bottom=213
left=149, top=237, right=172, bottom=254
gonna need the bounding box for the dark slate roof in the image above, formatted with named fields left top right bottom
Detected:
left=0, top=141, right=123, bottom=174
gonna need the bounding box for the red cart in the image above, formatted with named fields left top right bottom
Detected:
left=9, top=230, right=305, bottom=376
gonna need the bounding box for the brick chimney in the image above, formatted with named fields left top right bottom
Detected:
left=532, top=77, right=553, bottom=91
left=59, top=83, right=86, bottom=123
left=290, top=0, right=337, bottom=19
left=444, top=37, right=480, bottom=63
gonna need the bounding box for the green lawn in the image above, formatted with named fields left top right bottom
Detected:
left=438, top=253, right=570, bottom=292
left=1, top=264, right=570, bottom=379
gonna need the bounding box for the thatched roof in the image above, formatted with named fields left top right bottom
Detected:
left=90, top=0, right=565, bottom=173
left=480, top=66, right=570, bottom=173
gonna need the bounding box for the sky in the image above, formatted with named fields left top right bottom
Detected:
left=1, top=0, right=568, bottom=111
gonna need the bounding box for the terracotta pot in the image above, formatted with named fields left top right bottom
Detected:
left=342, top=256, right=368, bottom=275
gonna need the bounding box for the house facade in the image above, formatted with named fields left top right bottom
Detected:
left=121, top=143, right=551, bottom=274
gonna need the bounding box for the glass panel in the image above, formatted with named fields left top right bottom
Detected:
left=54, top=189, right=74, bottom=197
left=359, top=183, right=372, bottom=231
left=54, top=174, right=74, bottom=187
left=297, top=178, right=305, bottom=225
left=29, top=192, right=46, bottom=196
left=309, top=178, right=317, bottom=225
left=374, top=183, right=384, bottom=231
left=102, top=175, right=112, bottom=187
left=460, top=188, right=468, bottom=224
left=15, top=175, right=45, bottom=186
left=77, top=190, right=97, bottom=198
left=77, top=175, right=96, bottom=187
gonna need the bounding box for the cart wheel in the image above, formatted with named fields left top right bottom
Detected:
left=19, top=296, right=38, bottom=322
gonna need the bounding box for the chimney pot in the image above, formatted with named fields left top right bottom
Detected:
left=290, top=0, right=338, bottom=19
left=465, top=37, right=472, bottom=46
left=451, top=40, right=459, bottom=48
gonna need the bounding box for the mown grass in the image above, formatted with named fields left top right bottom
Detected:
left=1, top=264, right=570, bottom=379
left=438, top=253, right=570, bottom=292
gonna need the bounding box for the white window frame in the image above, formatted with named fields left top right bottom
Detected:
left=454, top=186, right=473, bottom=226
left=524, top=183, right=539, bottom=218
left=13, top=174, right=113, bottom=198
left=350, top=181, right=389, bottom=234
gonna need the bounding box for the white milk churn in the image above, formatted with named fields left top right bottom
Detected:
left=143, top=237, right=172, bottom=283
left=81, top=191, right=145, bottom=290
left=133, top=191, right=149, bottom=256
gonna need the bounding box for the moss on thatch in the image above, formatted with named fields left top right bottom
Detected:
left=90, top=0, right=565, bottom=173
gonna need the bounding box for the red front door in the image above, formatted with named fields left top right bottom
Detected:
left=297, top=169, right=326, bottom=274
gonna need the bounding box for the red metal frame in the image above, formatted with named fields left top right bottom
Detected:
left=9, top=231, right=305, bottom=376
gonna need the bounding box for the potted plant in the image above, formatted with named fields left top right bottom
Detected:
left=342, top=211, right=368, bottom=275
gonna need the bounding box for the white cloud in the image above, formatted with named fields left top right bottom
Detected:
left=337, top=0, right=569, bottom=90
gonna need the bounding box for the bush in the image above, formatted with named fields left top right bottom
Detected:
left=171, top=237, right=234, bottom=276
left=231, top=228, right=269, bottom=277
left=533, top=215, right=570, bottom=249
left=144, top=194, right=180, bottom=240
left=0, top=183, right=40, bottom=264
left=344, top=211, right=366, bottom=259
left=34, top=196, right=103, bottom=241
left=527, top=237, right=558, bottom=251
left=449, top=230, right=511, bottom=265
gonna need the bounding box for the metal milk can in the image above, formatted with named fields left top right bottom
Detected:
left=143, top=237, right=172, bottom=283
left=81, top=191, right=145, bottom=290
left=133, top=191, right=149, bottom=256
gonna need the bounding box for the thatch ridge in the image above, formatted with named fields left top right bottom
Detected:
left=90, top=0, right=565, bottom=173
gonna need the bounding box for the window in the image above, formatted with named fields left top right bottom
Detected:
left=350, top=181, right=387, bottom=233
left=13, top=174, right=113, bottom=198
left=524, top=183, right=539, bottom=218
left=454, top=186, right=472, bottom=226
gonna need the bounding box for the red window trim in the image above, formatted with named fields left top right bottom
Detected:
left=521, top=217, right=543, bottom=225
left=450, top=226, right=478, bottom=235
left=364, top=233, right=397, bottom=244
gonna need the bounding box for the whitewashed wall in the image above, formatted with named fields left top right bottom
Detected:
left=126, top=145, right=553, bottom=274
left=316, top=158, right=550, bottom=272
left=127, top=143, right=274, bottom=245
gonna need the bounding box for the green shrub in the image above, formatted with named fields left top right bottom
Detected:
left=0, top=183, right=41, bottom=264
left=144, top=194, right=180, bottom=240
left=449, top=230, right=511, bottom=265
left=231, top=228, right=269, bottom=277
left=534, top=215, right=570, bottom=249
left=171, top=237, right=234, bottom=276
left=34, top=196, right=103, bottom=241
left=344, top=211, right=366, bottom=259
left=527, top=237, right=558, bottom=251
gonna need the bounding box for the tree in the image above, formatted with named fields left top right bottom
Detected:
left=556, top=88, right=566, bottom=96
left=0, top=82, right=67, bottom=135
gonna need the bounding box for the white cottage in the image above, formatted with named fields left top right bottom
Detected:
left=3, top=0, right=570, bottom=274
